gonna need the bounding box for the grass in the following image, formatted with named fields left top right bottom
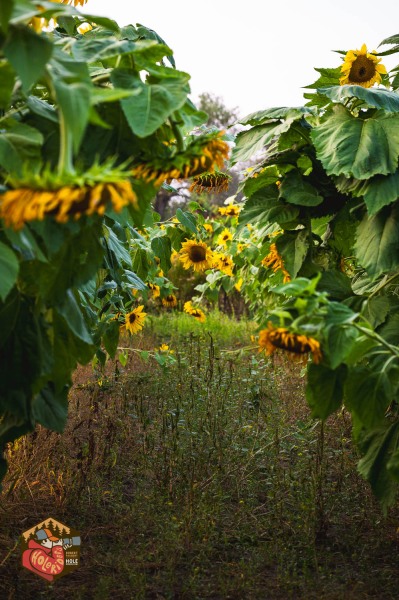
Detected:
left=1, top=310, right=399, bottom=599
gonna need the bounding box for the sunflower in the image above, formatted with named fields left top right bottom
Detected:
left=258, top=323, right=322, bottom=364
left=340, top=43, right=387, bottom=88
left=189, top=171, right=231, bottom=194
left=213, top=252, right=234, bottom=277
left=179, top=240, right=213, bottom=272
left=124, top=305, right=147, bottom=335
left=217, top=228, right=233, bottom=247
left=203, top=223, right=214, bottom=235
left=0, top=181, right=137, bottom=230
left=184, top=300, right=195, bottom=314
left=131, top=131, right=230, bottom=188
left=218, top=204, right=241, bottom=217
left=261, top=243, right=290, bottom=283
left=162, top=294, right=178, bottom=308
left=190, top=308, right=206, bottom=323
left=147, top=282, right=160, bottom=298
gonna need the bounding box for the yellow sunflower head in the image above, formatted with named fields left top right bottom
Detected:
left=147, top=282, right=161, bottom=298
left=258, top=323, right=322, bottom=364
left=162, top=294, right=178, bottom=308
left=124, top=305, right=147, bottom=335
left=203, top=222, right=214, bottom=235
left=213, top=252, right=234, bottom=277
left=217, top=228, right=233, bottom=247
left=179, top=240, right=213, bottom=272
left=189, top=307, right=206, bottom=323
left=261, top=244, right=290, bottom=283
left=218, top=204, right=241, bottom=217
left=184, top=300, right=194, bottom=314
left=340, top=43, right=387, bottom=88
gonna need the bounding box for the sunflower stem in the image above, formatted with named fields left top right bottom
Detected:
left=170, top=112, right=185, bottom=153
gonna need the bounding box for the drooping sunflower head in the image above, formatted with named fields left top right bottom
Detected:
left=189, top=171, right=231, bottom=194
left=124, top=305, right=147, bottom=335
left=261, top=243, right=290, bottom=283
left=340, top=43, right=387, bottom=88
left=190, top=308, right=206, bottom=323
left=258, top=324, right=322, bottom=364
left=147, top=282, right=161, bottom=298
left=179, top=240, right=213, bottom=272
left=162, top=294, right=178, bottom=308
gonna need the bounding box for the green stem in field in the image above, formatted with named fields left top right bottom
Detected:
left=58, top=109, right=75, bottom=176
left=353, top=323, right=399, bottom=358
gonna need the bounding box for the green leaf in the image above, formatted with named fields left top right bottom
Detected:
left=111, top=70, right=189, bottom=137
left=324, top=302, right=358, bottom=325
left=279, top=170, right=323, bottom=206
left=242, top=166, right=280, bottom=198
left=56, top=289, right=93, bottom=344
left=5, top=226, right=47, bottom=262
left=345, top=366, right=393, bottom=428
left=355, top=204, right=399, bottom=278
left=0, top=241, right=19, bottom=301
left=238, top=186, right=299, bottom=231
left=3, top=24, right=53, bottom=91
left=0, top=0, right=13, bottom=32
left=102, top=320, right=120, bottom=358
left=175, top=208, right=197, bottom=234
left=123, top=270, right=146, bottom=291
left=311, top=105, right=399, bottom=179
left=27, top=95, right=58, bottom=123
left=337, top=172, right=399, bottom=216
left=0, top=60, right=15, bottom=108
left=325, top=324, right=359, bottom=368
left=357, top=422, right=399, bottom=511
left=151, top=236, right=172, bottom=272
left=318, top=270, right=353, bottom=300
left=103, top=224, right=132, bottom=265
left=32, top=384, right=68, bottom=433
left=304, top=67, right=342, bottom=89
left=361, top=296, right=390, bottom=328
left=53, top=80, right=91, bottom=153
left=306, top=363, right=346, bottom=420
left=0, top=119, right=43, bottom=173
left=232, top=121, right=293, bottom=164
left=318, top=85, right=399, bottom=112
left=276, top=230, right=309, bottom=278
left=0, top=287, right=19, bottom=349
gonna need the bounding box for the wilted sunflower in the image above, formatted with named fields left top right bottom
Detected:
left=131, top=131, right=230, bottom=188
left=340, top=43, right=387, bottom=87
left=218, top=204, right=241, bottom=217
left=0, top=180, right=137, bottom=230
left=189, top=171, right=231, bottom=194
left=147, top=282, right=161, bottom=298
left=258, top=324, right=322, bottom=364
left=213, top=252, right=234, bottom=277
left=162, top=294, right=178, bottom=308
left=124, top=305, right=147, bottom=335
left=217, top=228, right=233, bottom=247
left=179, top=240, right=213, bottom=272
left=261, top=243, right=290, bottom=283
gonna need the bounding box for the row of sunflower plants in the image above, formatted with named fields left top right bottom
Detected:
left=0, top=0, right=230, bottom=483
left=189, top=40, right=399, bottom=511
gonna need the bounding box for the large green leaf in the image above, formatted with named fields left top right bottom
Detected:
left=325, top=324, right=359, bottom=369
left=312, top=105, right=399, bottom=179
left=32, top=383, right=68, bottom=433
left=355, top=204, right=399, bottom=278
left=0, top=287, right=19, bottom=349
left=279, top=170, right=323, bottom=207
left=336, top=171, right=399, bottom=216
left=175, top=208, right=197, bottom=234
left=3, top=24, right=52, bottom=91
left=357, top=422, right=399, bottom=511
left=0, top=241, right=19, bottom=301
left=239, top=106, right=314, bottom=126
left=242, top=166, right=280, bottom=198
left=151, top=235, right=172, bottom=273
left=56, top=289, right=93, bottom=344
left=318, top=85, right=399, bottom=112
left=238, top=186, right=299, bottom=230
left=345, top=366, right=394, bottom=428
left=0, top=60, right=15, bottom=108
left=232, top=121, right=293, bottom=164
left=111, top=69, right=189, bottom=137
left=306, top=363, right=346, bottom=420
left=276, top=230, right=309, bottom=278
left=0, top=119, right=43, bottom=172
left=53, top=80, right=91, bottom=153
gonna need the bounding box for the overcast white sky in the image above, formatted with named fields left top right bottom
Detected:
left=83, top=1, right=399, bottom=119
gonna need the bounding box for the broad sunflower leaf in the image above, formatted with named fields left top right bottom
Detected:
left=0, top=241, right=19, bottom=301
left=306, top=363, right=347, bottom=420
left=232, top=121, right=293, bottom=164
left=151, top=236, right=172, bottom=273
left=0, top=119, right=43, bottom=173
left=304, top=66, right=342, bottom=89
left=325, top=324, right=359, bottom=369
left=276, top=230, right=309, bottom=278
left=318, top=85, right=399, bottom=113
left=0, top=287, right=19, bottom=349
left=318, top=270, right=353, bottom=301
left=355, top=204, right=399, bottom=278
left=357, top=421, right=399, bottom=511
left=56, top=289, right=93, bottom=345
left=279, top=170, right=323, bottom=207
left=311, top=105, right=399, bottom=179
left=111, top=69, right=189, bottom=138
left=239, top=106, right=314, bottom=127
left=102, top=224, right=132, bottom=266
left=53, top=80, right=91, bottom=154
left=175, top=208, right=197, bottom=234
left=238, top=186, right=299, bottom=230
left=242, top=166, right=280, bottom=198
left=32, top=384, right=68, bottom=433
left=102, top=320, right=120, bottom=359
left=361, top=296, right=390, bottom=328
left=0, top=60, right=15, bottom=108
left=345, top=366, right=395, bottom=428
left=337, top=172, right=399, bottom=216
left=123, top=270, right=147, bottom=291
left=3, top=24, right=53, bottom=91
